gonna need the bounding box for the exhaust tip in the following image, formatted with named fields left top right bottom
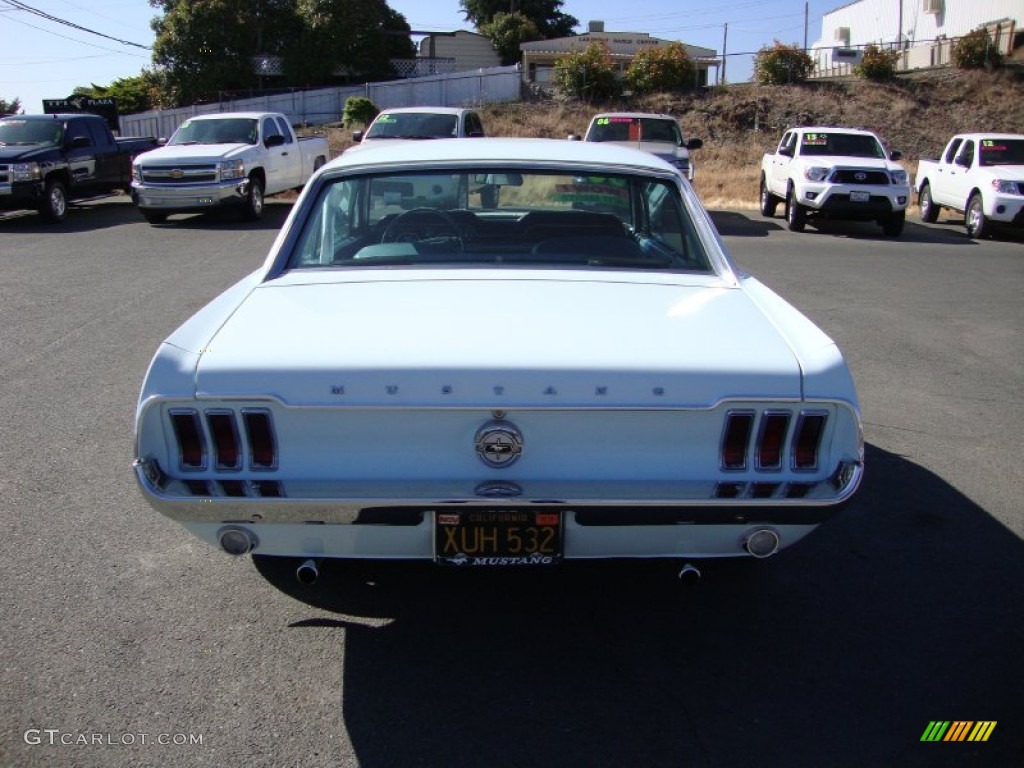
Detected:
left=677, top=562, right=702, bottom=586
left=743, top=528, right=781, bottom=558
left=296, top=558, right=319, bottom=586
left=218, top=526, right=256, bottom=556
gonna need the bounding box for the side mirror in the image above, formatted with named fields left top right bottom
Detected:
left=265, top=134, right=285, bottom=148
left=567, top=133, right=581, bottom=141
left=157, top=137, right=168, bottom=146
left=955, top=155, right=972, bottom=168
left=685, top=138, right=703, bottom=151
left=352, top=131, right=364, bottom=143
left=779, top=146, right=794, bottom=158
left=890, top=150, right=902, bottom=161
left=69, top=136, right=92, bottom=149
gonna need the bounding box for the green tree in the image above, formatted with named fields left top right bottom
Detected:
left=74, top=71, right=167, bottom=114
left=0, top=97, right=22, bottom=114
left=285, top=0, right=414, bottom=86
left=553, top=41, right=620, bottom=101
left=150, top=0, right=414, bottom=106
left=342, top=96, right=378, bottom=128
left=854, top=44, right=900, bottom=80
left=624, top=42, right=695, bottom=94
left=753, top=41, right=814, bottom=85
left=460, top=0, right=576, bottom=38
left=953, top=27, right=1003, bottom=69
left=480, top=11, right=541, bottom=65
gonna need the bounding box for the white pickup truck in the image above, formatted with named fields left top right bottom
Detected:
left=760, top=126, right=910, bottom=236
left=575, top=112, right=702, bottom=181
left=915, top=133, right=1024, bottom=239
left=131, top=111, right=328, bottom=224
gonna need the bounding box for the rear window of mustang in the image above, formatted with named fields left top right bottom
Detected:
left=286, top=168, right=713, bottom=271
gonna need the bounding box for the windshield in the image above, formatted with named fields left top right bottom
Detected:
left=364, top=112, right=459, bottom=140
left=288, top=167, right=712, bottom=272
left=588, top=117, right=682, bottom=145
left=979, top=139, right=1024, bottom=166
left=169, top=118, right=258, bottom=145
left=0, top=119, right=63, bottom=146
left=799, top=132, right=886, bottom=158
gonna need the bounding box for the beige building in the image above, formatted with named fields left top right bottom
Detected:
left=414, top=30, right=502, bottom=75
left=520, top=21, right=719, bottom=87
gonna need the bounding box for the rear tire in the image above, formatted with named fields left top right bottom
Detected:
left=785, top=188, right=806, bottom=232
left=759, top=177, right=778, bottom=217
left=965, top=193, right=990, bottom=239
left=241, top=174, right=264, bottom=221
left=881, top=210, right=905, bottom=237
left=39, top=178, right=68, bottom=223
left=918, top=183, right=939, bottom=223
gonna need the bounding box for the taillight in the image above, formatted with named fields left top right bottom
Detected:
left=721, top=411, right=754, bottom=470
left=243, top=409, right=277, bottom=470
left=756, top=412, right=790, bottom=470
left=793, top=412, right=827, bottom=470
left=206, top=410, right=241, bottom=470
left=170, top=410, right=205, bottom=470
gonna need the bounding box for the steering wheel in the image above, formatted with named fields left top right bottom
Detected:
left=381, top=208, right=463, bottom=252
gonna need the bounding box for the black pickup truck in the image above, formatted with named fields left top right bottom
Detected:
left=0, top=113, right=157, bottom=222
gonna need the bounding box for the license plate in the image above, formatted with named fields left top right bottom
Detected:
left=850, top=191, right=870, bottom=202
left=435, top=509, right=563, bottom=566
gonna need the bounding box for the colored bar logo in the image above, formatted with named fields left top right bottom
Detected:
left=921, top=721, right=997, bottom=742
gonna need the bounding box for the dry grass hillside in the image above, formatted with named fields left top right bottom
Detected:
left=322, top=68, right=1024, bottom=210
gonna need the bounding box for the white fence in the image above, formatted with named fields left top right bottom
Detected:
left=120, top=65, right=522, bottom=139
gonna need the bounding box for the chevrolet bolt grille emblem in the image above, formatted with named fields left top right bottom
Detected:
left=474, top=420, right=523, bottom=469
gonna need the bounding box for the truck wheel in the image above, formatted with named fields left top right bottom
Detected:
left=142, top=210, right=167, bottom=224
left=39, top=178, right=68, bottom=223
left=965, top=193, right=990, bottom=239
left=759, top=177, right=778, bottom=217
left=785, top=189, right=806, bottom=232
left=881, top=211, right=905, bottom=237
left=241, top=175, right=264, bottom=221
left=918, top=183, right=939, bottom=223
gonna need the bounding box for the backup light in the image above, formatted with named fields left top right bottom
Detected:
left=744, top=528, right=780, bottom=558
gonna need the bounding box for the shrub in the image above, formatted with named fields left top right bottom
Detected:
left=953, top=28, right=1004, bottom=69
left=854, top=45, right=901, bottom=80
left=754, top=41, right=814, bottom=85
left=624, top=42, right=696, bottom=94
left=553, top=41, right=621, bottom=101
left=342, top=97, right=378, bottom=128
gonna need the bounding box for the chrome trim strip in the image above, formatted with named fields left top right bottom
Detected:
left=133, top=459, right=863, bottom=524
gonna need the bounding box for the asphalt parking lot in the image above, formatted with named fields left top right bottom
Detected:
left=1, top=197, right=1022, bottom=768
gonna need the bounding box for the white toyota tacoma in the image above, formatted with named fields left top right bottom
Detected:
left=915, top=133, right=1024, bottom=239
left=759, top=126, right=910, bottom=236
left=132, top=111, right=328, bottom=224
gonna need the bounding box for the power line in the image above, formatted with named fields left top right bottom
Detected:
left=1, top=10, right=149, bottom=56
left=0, top=0, right=151, bottom=49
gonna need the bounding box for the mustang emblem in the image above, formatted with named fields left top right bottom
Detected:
left=474, top=420, right=523, bottom=468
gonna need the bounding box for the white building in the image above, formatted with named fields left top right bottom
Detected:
left=812, top=0, right=1021, bottom=76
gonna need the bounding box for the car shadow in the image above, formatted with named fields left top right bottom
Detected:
left=142, top=198, right=294, bottom=231
left=708, top=209, right=783, bottom=237
left=0, top=195, right=140, bottom=232
left=254, top=443, right=1024, bottom=767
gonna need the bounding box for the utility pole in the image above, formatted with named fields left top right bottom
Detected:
left=722, top=23, right=728, bottom=84
left=803, top=2, right=808, bottom=51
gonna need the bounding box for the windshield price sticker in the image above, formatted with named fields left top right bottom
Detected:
left=435, top=510, right=563, bottom=566
left=804, top=133, right=828, bottom=146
